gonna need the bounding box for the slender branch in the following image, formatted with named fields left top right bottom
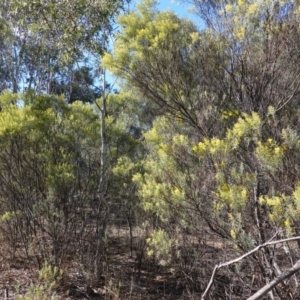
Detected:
left=201, top=235, right=300, bottom=300
left=275, top=73, right=300, bottom=112
left=99, top=69, right=106, bottom=192
left=248, top=260, right=300, bottom=300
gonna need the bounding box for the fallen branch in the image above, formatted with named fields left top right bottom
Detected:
left=201, top=235, right=300, bottom=300
left=248, top=259, right=300, bottom=300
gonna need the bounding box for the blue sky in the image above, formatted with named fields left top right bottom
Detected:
left=133, top=0, right=197, bottom=22
left=155, top=0, right=202, bottom=27
left=156, top=0, right=193, bottom=18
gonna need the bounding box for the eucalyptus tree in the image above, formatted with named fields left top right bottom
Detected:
left=0, top=0, right=129, bottom=98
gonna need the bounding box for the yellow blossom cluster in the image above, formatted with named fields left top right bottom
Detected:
left=223, top=0, right=291, bottom=41
left=255, top=138, right=284, bottom=171
left=146, top=229, right=174, bottom=266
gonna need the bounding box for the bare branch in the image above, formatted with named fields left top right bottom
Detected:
left=248, top=260, right=300, bottom=300
left=201, top=235, right=300, bottom=300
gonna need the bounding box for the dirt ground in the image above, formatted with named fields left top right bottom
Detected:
left=0, top=227, right=198, bottom=299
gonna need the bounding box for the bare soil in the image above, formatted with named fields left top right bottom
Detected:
left=0, top=226, right=194, bottom=299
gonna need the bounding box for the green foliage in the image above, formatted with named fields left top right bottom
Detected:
left=256, top=139, right=284, bottom=171
left=102, top=0, right=208, bottom=130
left=0, top=91, right=102, bottom=265
left=133, top=117, right=191, bottom=223
left=17, top=262, right=62, bottom=300
left=101, top=0, right=300, bottom=297
left=1, top=210, right=20, bottom=222
left=1, top=0, right=300, bottom=297
left=5, top=0, right=127, bottom=56
left=226, top=112, right=261, bottom=148
left=0, top=0, right=128, bottom=100
left=146, top=229, right=174, bottom=266
left=103, top=0, right=198, bottom=73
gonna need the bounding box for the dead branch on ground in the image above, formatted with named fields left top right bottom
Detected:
left=201, top=235, right=300, bottom=300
